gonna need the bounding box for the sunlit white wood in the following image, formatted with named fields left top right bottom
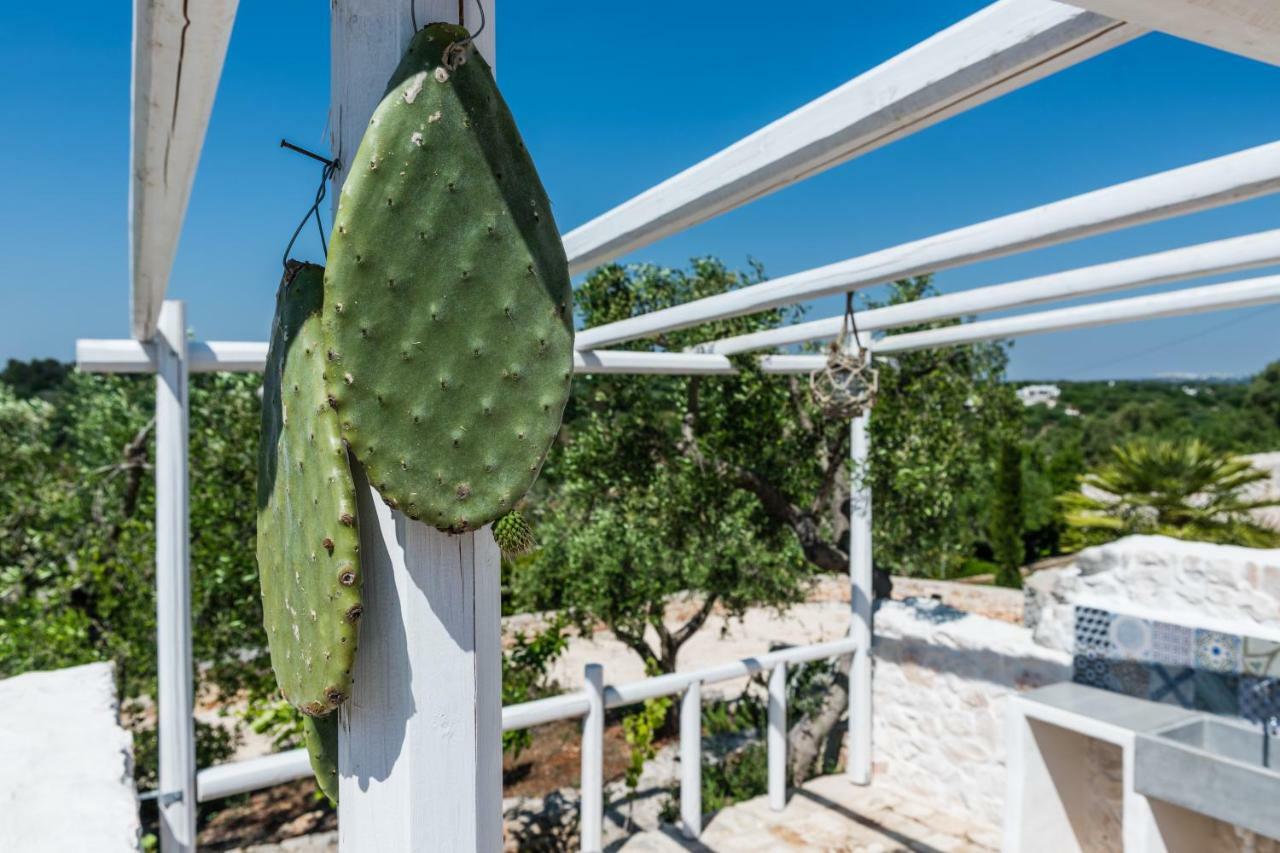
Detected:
left=332, top=4, right=502, bottom=851
left=562, top=0, right=1139, bottom=275
left=768, top=662, right=788, bottom=810
left=577, top=140, right=1280, bottom=350
left=581, top=664, right=605, bottom=853
left=502, top=691, right=590, bottom=731
left=1070, top=0, right=1280, bottom=66
left=701, top=228, right=1280, bottom=354
left=848, top=407, right=873, bottom=786
left=680, top=680, right=703, bottom=839
left=875, top=273, right=1280, bottom=353
left=131, top=0, right=239, bottom=340
left=197, top=750, right=310, bottom=803
left=154, top=301, right=195, bottom=852
left=76, top=340, right=827, bottom=376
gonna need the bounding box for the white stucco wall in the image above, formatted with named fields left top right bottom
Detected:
left=0, top=662, right=140, bottom=852
left=1024, top=535, right=1280, bottom=653
left=870, top=599, right=1072, bottom=831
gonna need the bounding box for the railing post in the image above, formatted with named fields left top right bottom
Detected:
left=679, top=679, right=702, bottom=839
left=155, top=299, right=196, bottom=851
left=849, top=405, right=873, bottom=785
left=768, top=662, right=787, bottom=810
left=581, top=663, right=604, bottom=853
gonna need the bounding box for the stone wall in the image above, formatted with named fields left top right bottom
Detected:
left=1024, top=535, right=1280, bottom=654
left=870, top=599, right=1071, bottom=831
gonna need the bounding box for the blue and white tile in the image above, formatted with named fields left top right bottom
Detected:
left=1151, top=621, right=1194, bottom=667
left=1108, top=614, right=1154, bottom=662
left=1194, top=671, right=1240, bottom=716
left=1239, top=676, right=1280, bottom=724
left=1195, top=629, right=1242, bottom=674
left=1073, top=654, right=1109, bottom=690
left=1242, top=637, right=1280, bottom=678
left=1074, top=606, right=1113, bottom=655
left=1149, top=664, right=1197, bottom=709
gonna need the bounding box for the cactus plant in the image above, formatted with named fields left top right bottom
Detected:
left=493, top=509, right=536, bottom=556
left=257, top=262, right=363, bottom=720
left=323, top=22, right=574, bottom=533
left=304, top=713, right=340, bottom=803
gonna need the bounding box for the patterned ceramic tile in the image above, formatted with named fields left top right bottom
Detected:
left=1239, top=677, right=1280, bottom=724
left=1242, top=637, right=1280, bottom=678
left=1195, top=629, right=1242, bottom=674
left=1194, top=671, right=1240, bottom=716
left=1149, top=664, right=1196, bottom=708
left=1074, top=606, right=1113, bottom=655
left=1108, top=615, right=1154, bottom=662
left=1073, top=653, right=1109, bottom=690
left=1150, top=621, right=1194, bottom=667
left=1107, top=660, right=1150, bottom=698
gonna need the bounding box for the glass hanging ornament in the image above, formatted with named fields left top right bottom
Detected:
left=809, top=294, right=878, bottom=419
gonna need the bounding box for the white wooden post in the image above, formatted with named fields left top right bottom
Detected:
left=848, top=406, right=873, bottom=785
left=679, top=680, right=702, bottom=839
left=332, top=3, right=502, bottom=850
left=155, top=300, right=196, bottom=851
left=580, top=663, right=604, bottom=853
left=767, top=661, right=787, bottom=811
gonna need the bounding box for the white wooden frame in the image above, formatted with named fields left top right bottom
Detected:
left=1069, top=0, right=1280, bottom=67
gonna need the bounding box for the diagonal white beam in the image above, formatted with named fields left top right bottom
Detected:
left=1069, top=0, right=1280, bottom=66
left=700, top=228, right=1280, bottom=354
left=131, top=0, right=239, bottom=341
left=561, top=0, right=1141, bottom=275
left=576, top=140, right=1280, bottom=351
left=873, top=273, right=1280, bottom=353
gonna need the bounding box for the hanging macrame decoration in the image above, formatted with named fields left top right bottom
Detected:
left=809, top=293, right=878, bottom=419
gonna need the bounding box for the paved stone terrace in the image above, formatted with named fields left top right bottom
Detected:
left=617, top=774, right=1000, bottom=853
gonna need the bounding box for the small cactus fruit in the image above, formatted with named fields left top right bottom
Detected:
left=304, top=713, right=340, bottom=804
left=493, top=510, right=536, bottom=556
left=257, top=262, right=363, bottom=718
left=324, top=22, right=573, bottom=533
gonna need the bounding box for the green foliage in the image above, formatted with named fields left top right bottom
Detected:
left=621, top=660, right=673, bottom=791
left=1246, top=362, right=1280, bottom=430
left=1060, top=437, right=1280, bottom=549
left=989, top=437, right=1025, bottom=588
left=501, top=616, right=570, bottom=757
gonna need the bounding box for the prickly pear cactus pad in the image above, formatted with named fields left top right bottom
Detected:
left=258, top=262, right=363, bottom=717
left=324, top=22, right=574, bottom=532
left=304, top=713, right=340, bottom=803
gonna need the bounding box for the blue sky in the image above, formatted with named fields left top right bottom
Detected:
left=3, top=1, right=1279, bottom=380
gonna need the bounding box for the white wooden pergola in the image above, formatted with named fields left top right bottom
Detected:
left=76, top=1, right=1280, bottom=851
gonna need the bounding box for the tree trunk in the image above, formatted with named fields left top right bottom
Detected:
left=787, top=652, right=851, bottom=785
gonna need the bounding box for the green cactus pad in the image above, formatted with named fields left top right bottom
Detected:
left=304, top=713, right=340, bottom=804
left=493, top=510, right=536, bottom=556
left=258, top=262, right=363, bottom=717
left=324, top=22, right=573, bottom=532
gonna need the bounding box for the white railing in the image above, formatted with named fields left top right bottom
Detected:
left=193, top=635, right=859, bottom=852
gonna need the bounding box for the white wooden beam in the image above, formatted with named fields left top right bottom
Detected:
left=848, top=405, right=873, bottom=787
left=873, top=273, right=1280, bottom=353
left=154, top=301, right=196, bottom=852
left=561, top=0, right=1140, bottom=275
left=1069, top=0, right=1280, bottom=66
left=576, top=140, right=1280, bottom=350
left=700, top=228, right=1280, bottom=354
left=131, top=0, right=239, bottom=340
left=331, top=4, right=502, bottom=851
left=75, top=340, right=827, bottom=376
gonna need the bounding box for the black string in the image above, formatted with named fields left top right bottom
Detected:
left=279, top=140, right=340, bottom=274
left=412, top=0, right=487, bottom=42
left=844, top=292, right=863, bottom=351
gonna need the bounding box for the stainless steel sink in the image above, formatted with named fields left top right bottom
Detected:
left=1135, top=715, right=1280, bottom=839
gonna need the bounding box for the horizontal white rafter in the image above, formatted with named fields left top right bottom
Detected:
left=131, top=0, right=239, bottom=340
left=561, top=0, right=1140, bottom=275
left=1069, top=0, right=1280, bottom=66
left=873, top=273, right=1280, bottom=353
left=74, top=339, right=827, bottom=376
left=576, top=140, right=1280, bottom=350
left=701, top=228, right=1280, bottom=354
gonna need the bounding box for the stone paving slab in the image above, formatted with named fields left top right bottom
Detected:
left=617, top=774, right=999, bottom=853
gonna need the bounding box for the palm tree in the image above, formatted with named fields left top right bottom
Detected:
left=1059, top=438, right=1280, bottom=549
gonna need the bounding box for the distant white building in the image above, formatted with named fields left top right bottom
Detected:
left=1017, top=384, right=1061, bottom=408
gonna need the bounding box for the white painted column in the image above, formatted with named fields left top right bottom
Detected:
left=848, top=406, right=873, bottom=785
left=155, top=300, right=196, bottom=851
left=767, top=662, right=787, bottom=811
left=580, top=664, right=605, bottom=853
left=332, top=3, right=502, bottom=851
left=679, top=680, right=702, bottom=839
